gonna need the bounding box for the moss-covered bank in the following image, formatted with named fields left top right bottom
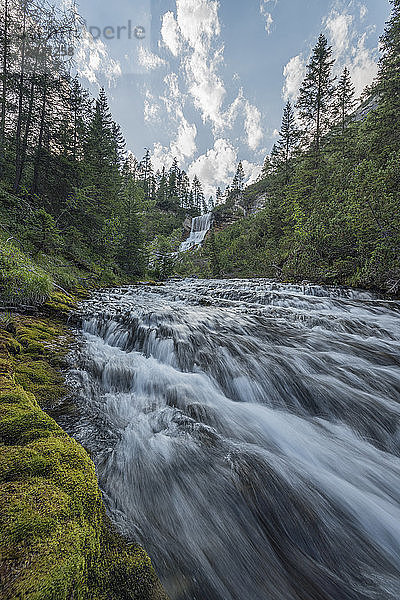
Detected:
left=0, top=295, right=168, bottom=600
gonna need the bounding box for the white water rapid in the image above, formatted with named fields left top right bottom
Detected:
left=179, top=213, right=213, bottom=252
left=66, top=279, right=400, bottom=600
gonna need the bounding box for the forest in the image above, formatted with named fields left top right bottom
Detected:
left=0, top=0, right=399, bottom=305
left=0, top=0, right=211, bottom=305
left=178, top=1, right=400, bottom=295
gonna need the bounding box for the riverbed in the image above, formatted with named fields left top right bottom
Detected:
left=67, top=279, right=400, bottom=600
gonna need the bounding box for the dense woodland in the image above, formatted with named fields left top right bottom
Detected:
left=0, top=0, right=399, bottom=304
left=0, top=0, right=211, bottom=303
left=180, top=1, right=400, bottom=294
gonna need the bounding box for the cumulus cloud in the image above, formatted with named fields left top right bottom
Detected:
left=138, top=47, right=167, bottom=71
left=149, top=0, right=266, bottom=187
left=244, top=102, right=263, bottom=150
left=75, top=28, right=122, bottom=86
left=144, top=90, right=161, bottom=123
left=151, top=116, right=197, bottom=172
left=282, top=55, right=306, bottom=101
left=323, top=6, right=379, bottom=97
left=242, top=160, right=263, bottom=185
left=325, top=12, right=354, bottom=56
left=161, top=11, right=181, bottom=56
left=187, top=138, right=238, bottom=198
left=172, top=119, right=198, bottom=161
left=350, top=33, right=379, bottom=97
left=157, top=0, right=264, bottom=144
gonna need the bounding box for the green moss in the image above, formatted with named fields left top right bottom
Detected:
left=0, top=318, right=168, bottom=600
left=0, top=446, right=52, bottom=482
left=43, top=291, right=78, bottom=316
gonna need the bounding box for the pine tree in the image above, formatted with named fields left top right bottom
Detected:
left=118, top=177, right=146, bottom=276
left=83, top=88, right=122, bottom=231
left=334, top=67, right=356, bottom=135
left=296, top=34, right=336, bottom=155
left=180, top=170, right=190, bottom=209
left=273, top=101, right=301, bottom=182
left=191, top=175, right=204, bottom=214
left=139, top=149, right=154, bottom=204
left=369, top=0, right=400, bottom=157
left=232, top=161, right=245, bottom=204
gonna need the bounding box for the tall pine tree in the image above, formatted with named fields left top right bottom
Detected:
left=296, top=34, right=336, bottom=155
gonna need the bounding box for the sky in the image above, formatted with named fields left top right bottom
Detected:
left=68, top=0, right=391, bottom=198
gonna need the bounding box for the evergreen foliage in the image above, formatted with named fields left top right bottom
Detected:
left=181, top=10, right=400, bottom=295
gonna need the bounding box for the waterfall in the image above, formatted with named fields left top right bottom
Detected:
left=179, top=212, right=213, bottom=252
left=67, top=279, right=400, bottom=600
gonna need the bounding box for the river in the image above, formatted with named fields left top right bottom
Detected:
left=67, top=279, right=400, bottom=600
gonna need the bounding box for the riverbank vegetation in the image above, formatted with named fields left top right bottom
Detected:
left=178, top=1, right=400, bottom=295
left=0, top=0, right=212, bottom=305
left=0, top=306, right=168, bottom=600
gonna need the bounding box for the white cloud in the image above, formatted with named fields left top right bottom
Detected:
left=185, top=47, right=226, bottom=128
left=242, top=160, right=263, bottom=185
left=272, top=128, right=279, bottom=137
left=264, top=13, right=273, bottom=35
left=350, top=33, right=379, bottom=97
left=172, top=119, right=198, bottom=161
left=324, top=6, right=379, bottom=98
left=151, top=142, right=175, bottom=173
left=244, top=102, right=263, bottom=150
left=360, top=5, right=368, bottom=20
left=158, top=0, right=265, bottom=138
left=176, top=0, right=220, bottom=50
left=187, top=138, right=238, bottom=198
left=75, top=28, right=122, bottom=86
left=282, top=55, right=306, bottom=101
left=144, top=90, right=161, bottom=123
left=151, top=0, right=267, bottom=182
left=138, top=47, right=167, bottom=71
left=325, top=12, right=354, bottom=56
left=260, top=0, right=276, bottom=35
left=161, top=11, right=181, bottom=56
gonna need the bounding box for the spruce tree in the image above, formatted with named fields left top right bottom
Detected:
left=334, top=67, right=356, bottom=135
left=191, top=175, right=204, bottom=214
left=296, top=34, right=336, bottom=155
left=273, top=101, right=300, bottom=182
left=369, top=0, right=400, bottom=157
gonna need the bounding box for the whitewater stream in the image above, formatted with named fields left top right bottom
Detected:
left=67, top=279, right=400, bottom=600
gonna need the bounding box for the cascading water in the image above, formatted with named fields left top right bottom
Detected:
left=67, top=279, right=400, bottom=600
left=179, top=213, right=213, bottom=252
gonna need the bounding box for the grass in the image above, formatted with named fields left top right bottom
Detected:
left=0, top=240, right=53, bottom=306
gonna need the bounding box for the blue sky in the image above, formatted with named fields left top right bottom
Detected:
left=71, top=0, right=391, bottom=197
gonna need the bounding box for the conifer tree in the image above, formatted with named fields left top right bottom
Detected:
left=232, top=161, right=245, bottom=202
left=369, top=0, right=400, bottom=157
left=272, top=101, right=301, bottom=182
left=334, top=67, right=356, bottom=135
left=83, top=88, right=122, bottom=233
left=296, top=34, right=336, bottom=154
left=191, top=175, right=204, bottom=214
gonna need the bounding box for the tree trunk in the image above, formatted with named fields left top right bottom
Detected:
left=14, top=1, right=29, bottom=191
left=0, top=0, right=8, bottom=178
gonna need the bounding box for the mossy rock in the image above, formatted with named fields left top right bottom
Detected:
left=43, top=291, right=78, bottom=317
left=0, top=317, right=169, bottom=600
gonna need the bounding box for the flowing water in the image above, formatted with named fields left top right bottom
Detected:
left=68, top=279, right=400, bottom=600
left=179, top=213, right=213, bottom=252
